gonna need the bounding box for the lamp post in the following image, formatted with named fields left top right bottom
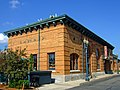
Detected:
left=83, top=39, right=90, bottom=81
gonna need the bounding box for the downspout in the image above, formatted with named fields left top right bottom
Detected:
left=38, top=28, right=40, bottom=71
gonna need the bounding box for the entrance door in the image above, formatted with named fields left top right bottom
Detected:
left=104, top=60, right=112, bottom=74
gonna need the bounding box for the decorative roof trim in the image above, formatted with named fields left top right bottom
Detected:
left=4, top=14, right=114, bottom=49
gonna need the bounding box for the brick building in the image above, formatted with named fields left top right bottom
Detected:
left=4, top=14, right=115, bottom=82
left=112, top=54, right=120, bottom=72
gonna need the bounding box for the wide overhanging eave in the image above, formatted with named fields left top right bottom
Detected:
left=4, top=14, right=67, bottom=36
left=64, top=15, right=114, bottom=50
left=4, top=14, right=114, bottom=50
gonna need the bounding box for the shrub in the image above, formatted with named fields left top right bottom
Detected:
left=9, top=79, right=29, bottom=89
left=9, top=80, right=17, bottom=88
left=17, top=80, right=29, bottom=89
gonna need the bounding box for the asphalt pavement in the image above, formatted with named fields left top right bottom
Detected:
left=36, top=74, right=120, bottom=90
left=68, top=74, right=120, bottom=90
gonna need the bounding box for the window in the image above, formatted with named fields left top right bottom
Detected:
left=108, top=49, right=112, bottom=58
left=96, top=49, right=100, bottom=69
left=48, top=53, right=55, bottom=70
left=33, top=54, right=37, bottom=70
left=70, top=53, right=79, bottom=70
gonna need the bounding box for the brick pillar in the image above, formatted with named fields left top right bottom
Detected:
left=99, top=47, right=104, bottom=72
left=100, top=55, right=104, bottom=72
left=79, top=45, right=83, bottom=72
left=91, top=48, right=97, bottom=72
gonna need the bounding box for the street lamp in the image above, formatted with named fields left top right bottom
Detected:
left=83, top=39, right=90, bottom=81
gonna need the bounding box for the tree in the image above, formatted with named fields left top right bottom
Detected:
left=0, top=48, right=29, bottom=88
left=29, top=54, right=34, bottom=71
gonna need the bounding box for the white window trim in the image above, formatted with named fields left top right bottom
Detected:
left=51, top=70, right=56, bottom=72
left=70, top=70, right=80, bottom=73
left=97, top=69, right=101, bottom=71
left=48, top=70, right=56, bottom=72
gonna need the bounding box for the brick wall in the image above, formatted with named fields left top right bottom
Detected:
left=8, top=23, right=113, bottom=76
left=64, top=25, right=105, bottom=75
left=8, top=29, right=38, bottom=55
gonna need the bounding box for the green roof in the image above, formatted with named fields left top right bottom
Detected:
left=4, top=14, right=66, bottom=34
left=4, top=14, right=114, bottom=50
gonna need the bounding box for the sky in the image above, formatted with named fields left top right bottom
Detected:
left=0, top=0, right=120, bottom=58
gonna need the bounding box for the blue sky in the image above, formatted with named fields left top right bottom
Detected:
left=0, top=0, right=120, bottom=58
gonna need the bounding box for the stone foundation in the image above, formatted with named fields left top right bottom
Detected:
left=52, top=73, right=85, bottom=83
left=52, top=72, right=105, bottom=83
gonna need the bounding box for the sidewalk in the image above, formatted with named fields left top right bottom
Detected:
left=36, top=74, right=119, bottom=90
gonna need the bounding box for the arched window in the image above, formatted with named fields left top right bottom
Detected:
left=96, top=49, right=100, bottom=69
left=70, top=53, right=79, bottom=70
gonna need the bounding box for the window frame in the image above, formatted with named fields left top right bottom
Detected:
left=48, top=52, right=55, bottom=70
left=70, top=53, right=79, bottom=70
left=96, top=49, right=100, bottom=70
left=32, top=54, right=37, bottom=70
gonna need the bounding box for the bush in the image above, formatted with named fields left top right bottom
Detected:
left=9, top=80, right=17, bottom=88
left=17, top=80, right=29, bottom=89
left=9, top=79, right=29, bottom=89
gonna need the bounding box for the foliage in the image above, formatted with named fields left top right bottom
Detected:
left=9, top=80, right=17, bottom=88
left=9, top=80, right=29, bottom=89
left=17, top=80, right=29, bottom=88
left=0, top=48, right=30, bottom=88
left=29, top=54, right=34, bottom=71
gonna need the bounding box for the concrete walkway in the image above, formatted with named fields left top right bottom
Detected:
left=36, top=74, right=119, bottom=90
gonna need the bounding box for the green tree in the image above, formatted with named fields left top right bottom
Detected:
left=0, top=48, right=29, bottom=88
left=29, top=54, right=34, bottom=71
